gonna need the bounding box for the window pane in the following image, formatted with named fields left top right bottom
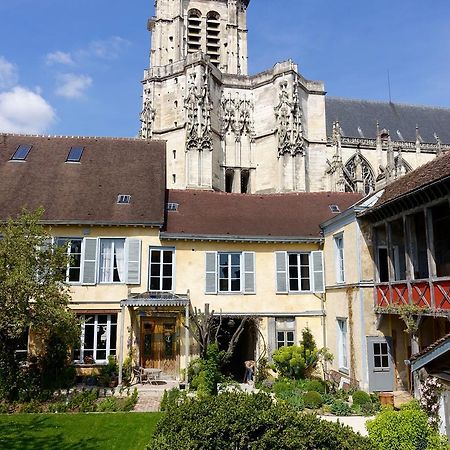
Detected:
left=150, top=277, right=160, bottom=290
left=289, top=266, right=298, bottom=279
left=97, top=324, right=108, bottom=350
left=286, top=331, right=294, bottom=345
left=162, top=278, right=172, bottom=291
left=163, top=251, right=173, bottom=263
left=219, top=279, right=228, bottom=291
left=68, top=268, right=80, bottom=282
left=230, top=254, right=240, bottom=266
left=380, top=343, right=388, bottom=355
left=300, top=254, right=309, bottom=265
left=374, top=355, right=381, bottom=368
left=231, top=279, right=240, bottom=291
left=374, top=343, right=380, bottom=355
left=288, top=254, right=298, bottom=265
left=150, top=264, right=160, bottom=276
left=230, top=266, right=240, bottom=279
left=151, top=251, right=161, bottom=263
left=300, top=267, right=310, bottom=278
left=110, top=324, right=117, bottom=351
left=97, top=315, right=107, bottom=325
left=162, top=264, right=172, bottom=277
left=96, top=350, right=107, bottom=360
left=219, top=254, right=228, bottom=265
left=84, top=326, right=94, bottom=349
left=382, top=356, right=389, bottom=368
left=289, top=279, right=299, bottom=291
left=301, top=279, right=310, bottom=291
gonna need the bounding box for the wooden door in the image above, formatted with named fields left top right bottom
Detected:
left=140, top=318, right=177, bottom=375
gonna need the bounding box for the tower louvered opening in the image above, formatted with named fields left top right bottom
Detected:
left=187, top=9, right=202, bottom=54
left=206, top=11, right=220, bottom=67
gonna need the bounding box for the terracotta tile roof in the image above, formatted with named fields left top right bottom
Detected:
left=366, top=151, right=450, bottom=212
left=0, top=134, right=166, bottom=226
left=163, top=190, right=363, bottom=240
left=410, top=332, right=450, bottom=362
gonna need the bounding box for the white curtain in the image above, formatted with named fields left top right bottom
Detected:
left=115, top=239, right=125, bottom=282
left=100, top=240, right=112, bottom=282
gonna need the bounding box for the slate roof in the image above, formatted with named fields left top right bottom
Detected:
left=410, top=332, right=450, bottom=363
left=364, top=150, right=450, bottom=213
left=162, top=190, right=363, bottom=240
left=326, top=97, right=450, bottom=143
left=0, top=134, right=166, bottom=226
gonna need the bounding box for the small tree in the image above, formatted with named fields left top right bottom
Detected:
left=0, top=209, right=79, bottom=400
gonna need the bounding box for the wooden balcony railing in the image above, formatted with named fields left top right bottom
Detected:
left=375, top=278, right=450, bottom=313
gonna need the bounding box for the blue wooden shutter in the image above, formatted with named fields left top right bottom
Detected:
left=243, top=252, right=256, bottom=294
left=82, top=238, right=98, bottom=285
left=205, top=252, right=217, bottom=294
left=126, top=239, right=141, bottom=285
left=312, top=250, right=325, bottom=293
left=275, top=252, right=288, bottom=293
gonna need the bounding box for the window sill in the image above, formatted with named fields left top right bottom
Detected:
left=339, top=367, right=349, bottom=375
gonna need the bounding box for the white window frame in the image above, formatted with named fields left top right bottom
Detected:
left=75, top=314, right=117, bottom=364
left=337, top=318, right=349, bottom=372
left=287, top=252, right=312, bottom=293
left=56, top=237, right=83, bottom=284
left=98, top=238, right=126, bottom=284
left=218, top=252, right=242, bottom=293
left=334, top=234, right=345, bottom=284
left=148, top=247, right=175, bottom=292
left=275, top=318, right=296, bottom=349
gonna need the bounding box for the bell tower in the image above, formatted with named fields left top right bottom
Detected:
left=148, top=0, right=250, bottom=75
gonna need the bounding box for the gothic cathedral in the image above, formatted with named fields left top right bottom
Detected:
left=140, top=0, right=450, bottom=194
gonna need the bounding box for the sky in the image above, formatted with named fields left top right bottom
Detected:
left=1, top=0, right=450, bottom=137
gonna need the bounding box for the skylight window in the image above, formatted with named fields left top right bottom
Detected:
left=11, top=145, right=32, bottom=161
left=329, top=204, right=340, bottom=213
left=166, top=202, right=179, bottom=211
left=66, top=146, right=84, bottom=163
left=117, top=194, right=131, bottom=204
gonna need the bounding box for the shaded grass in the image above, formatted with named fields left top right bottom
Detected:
left=0, top=412, right=162, bottom=450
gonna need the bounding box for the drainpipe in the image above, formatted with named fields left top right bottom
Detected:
left=356, top=220, right=369, bottom=389
left=118, top=303, right=126, bottom=387
left=184, top=290, right=190, bottom=385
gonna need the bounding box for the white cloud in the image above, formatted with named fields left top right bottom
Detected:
left=0, top=86, right=56, bottom=134
left=45, top=51, right=74, bottom=66
left=0, top=56, right=18, bottom=89
left=78, top=36, right=130, bottom=61
left=55, top=73, right=92, bottom=99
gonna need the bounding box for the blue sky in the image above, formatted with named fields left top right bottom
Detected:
left=1, top=0, right=450, bottom=137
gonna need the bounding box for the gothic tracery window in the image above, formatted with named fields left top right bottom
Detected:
left=344, top=154, right=375, bottom=195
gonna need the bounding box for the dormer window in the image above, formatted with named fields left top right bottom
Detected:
left=66, top=146, right=84, bottom=163
left=11, top=145, right=32, bottom=161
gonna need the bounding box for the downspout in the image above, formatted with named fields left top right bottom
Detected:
left=184, top=290, right=190, bottom=385
left=356, top=219, right=369, bottom=389
left=118, top=302, right=126, bottom=387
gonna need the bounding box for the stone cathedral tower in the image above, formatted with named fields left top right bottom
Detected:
left=140, top=0, right=444, bottom=194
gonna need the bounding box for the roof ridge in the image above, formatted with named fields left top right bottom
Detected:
left=326, top=96, right=450, bottom=112
left=0, top=132, right=147, bottom=142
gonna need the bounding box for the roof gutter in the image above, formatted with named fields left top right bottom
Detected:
left=160, top=232, right=323, bottom=244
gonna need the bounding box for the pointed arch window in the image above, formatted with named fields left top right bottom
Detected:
left=187, top=9, right=202, bottom=54
left=344, top=154, right=375, bottom=195
left=206, top=11, right=220, bottom=67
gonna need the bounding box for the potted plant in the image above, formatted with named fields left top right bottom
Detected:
left=100, top=356, right=119, bottom=387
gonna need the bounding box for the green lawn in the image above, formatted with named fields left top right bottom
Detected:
left=0, top=412, right=163, bottom=450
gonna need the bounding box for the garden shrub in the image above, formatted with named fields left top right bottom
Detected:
left=322, top=393, right=335, bottom=405
left=148, top=392, right=373, bottom=450
left=331, top=399, right=352, bottom=416
left=272, top=328, right=321, bottom=379
left=367, top=401, right=450, bottom=450
left=277, top=390, right=305, bottom=411
left=304, top=379, right=327, bottom=394
left=352, top=390, right=371, bottom=406
left=188, top=344, right=224, bottom=396
left=303, top=391, right=323, bottom=409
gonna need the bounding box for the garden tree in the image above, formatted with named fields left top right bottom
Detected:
left=0, top=208, right=79, bottom=400
left=187, top=304, right=250, bottom=362
left=272, top=327, right=333, bottom=379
